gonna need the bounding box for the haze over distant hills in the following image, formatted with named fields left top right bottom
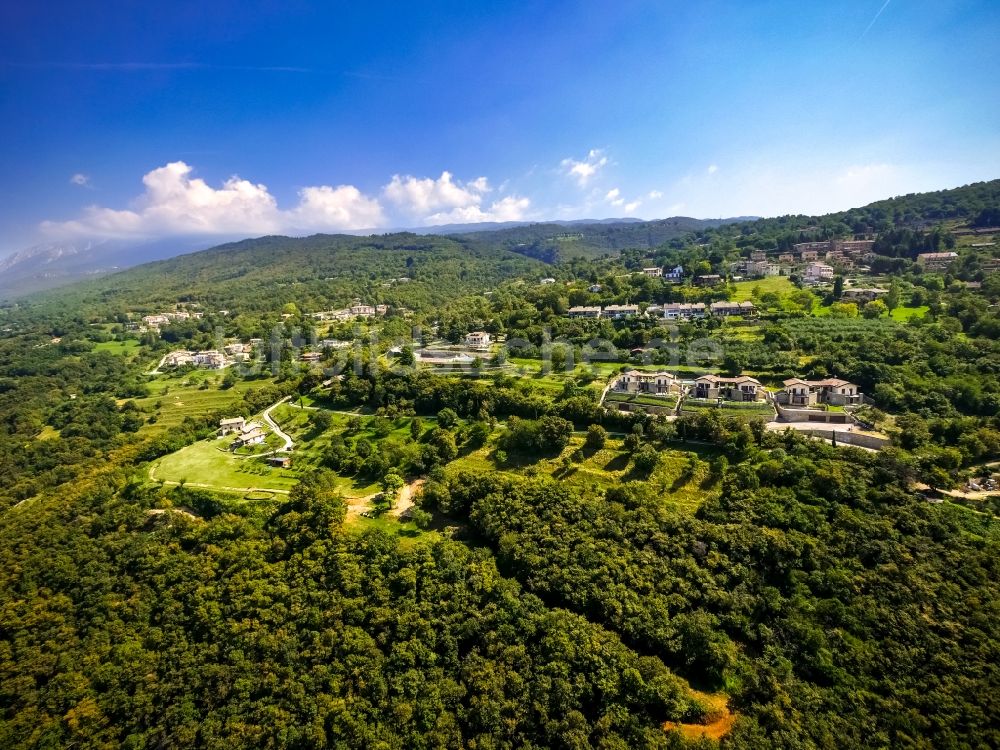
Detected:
left=0, top=215, right=747, bottom=299
left=2, top=177, right=997, bottom=301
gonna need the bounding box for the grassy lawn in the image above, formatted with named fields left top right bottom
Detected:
left=150, top=432, right=380, bottom=498
left=150, top=437, right=300, bottom=493
left=604, top=391, right=677, bottom=408
left=730, top=276, right=795, bottom=301
left=680, top=398, right=775, bottom=421
left=134, top=374, right=265, bottom=433
left=93, top=339, right=142, bottom=356
left=890, top=305, right=929, bottom=321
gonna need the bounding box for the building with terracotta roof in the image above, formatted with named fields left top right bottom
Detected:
left=692, top=374, right=764, bottom=402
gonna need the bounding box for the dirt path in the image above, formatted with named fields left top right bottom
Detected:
left=344, top=477, right=427, bottom=520
left=914, top=481, right=999, bottom=501
left=390, top=478, right=426, bottom=518
left=664, top=692, right=735, bottom=742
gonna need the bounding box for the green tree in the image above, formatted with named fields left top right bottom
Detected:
left=585, top=424, right=608, bottom=450
left=863, top=299, right=888, bottom=319
left=885, top=282, right=902, bottom=311
left=833, top=275, right=845, bottom=299
left=437, top=407, right=458, bottom=428
left=381, top=471, right=405, bottom=507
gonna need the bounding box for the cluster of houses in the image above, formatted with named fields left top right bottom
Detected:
left=163, top=349, right=227, bottom=369
left=311, top=303, right=389, bottom=322
left=140, top=310, right=204, bottom=329
left=610, top=369, right=863, bottom=407
left=723, top=240, right=879, bottom=281
left=162, top=338, right=266, bottom=369
left=567, top=300, right=756, bottom=320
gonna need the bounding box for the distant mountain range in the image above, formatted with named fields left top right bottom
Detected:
left=0, top=216, right=749, bottom=299
left=0, top=235, right=232, bottom=298
left=3, top=176, right=996, bottom=300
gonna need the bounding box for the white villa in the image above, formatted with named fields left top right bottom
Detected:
left=465, top=331, right=492, bottom=349
left=664, top=265, right=685, bottom=281
left=804, top=262, right=835, bottom=283
left=218, top=417, right=246, bottom=436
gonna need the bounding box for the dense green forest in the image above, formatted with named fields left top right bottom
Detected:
left=1, top=180, right=999, bottom=748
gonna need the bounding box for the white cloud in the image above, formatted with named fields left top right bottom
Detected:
left=561, top=149, right=609, bottom=186
left=426, top=195, right=531, bottom=225
left=605, top=187, right=624, bottom=206
left=44, top=162, right=282, bottom=238
left=385, top=171, right=530, bottom=225
left=624, top=200, right=642, bottom=214
left=383, top=171, right=490, bottom=215
left=41, top=161, right=528, bottom=238
left=292, top=185, right=385, bottom=230
left=648, top=190, right=663, bottom=199
left=707, top=164, right=719, bottom=175
left=70, top=173, right=91, bottom=188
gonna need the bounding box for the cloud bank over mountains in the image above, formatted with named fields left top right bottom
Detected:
left=41, top=161, right=533, bottom=240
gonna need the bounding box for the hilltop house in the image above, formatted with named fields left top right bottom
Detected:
left=465, top=331, right=492, bottom=349
left=695, top=274, right=722, bottom=287
left=540, top=277, right=556, bottom=285
left=218, top=417, right=246, bottom=436
left=664, top=265, right=685, bottom=281
left=777, top=378, right=862, bottom=407
left=615, top=370, right=679, bottom=396
left=804, top=262, right=835, bottom=283
left=163, top=350, right=195, bottom=367
left=641, top=267, right=663, bottom=278
left=567, top=305, right=602, bottom=319
left=233, top=422, right=267, bottom=448
left=692, top=374, right=764, bottom=402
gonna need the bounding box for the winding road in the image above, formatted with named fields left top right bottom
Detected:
left=262, top=396, right=295, bottom=452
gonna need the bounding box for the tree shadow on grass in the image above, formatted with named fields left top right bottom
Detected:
left=604, top=453, right=630, bottom=473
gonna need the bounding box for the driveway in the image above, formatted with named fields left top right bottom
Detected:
left=263, top=396, right=295, bottom=452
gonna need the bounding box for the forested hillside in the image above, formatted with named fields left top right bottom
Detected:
left=1, top=179, right=999, bottom=748
left=457, top=217, right=742, bottom=263
left=10, top=233, right=545, bottom=320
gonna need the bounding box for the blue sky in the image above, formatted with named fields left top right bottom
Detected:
left=1, top=0, right=998, bottom=253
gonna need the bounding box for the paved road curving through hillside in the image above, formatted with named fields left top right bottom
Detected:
left=263, top=396, right=294, bottom=452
